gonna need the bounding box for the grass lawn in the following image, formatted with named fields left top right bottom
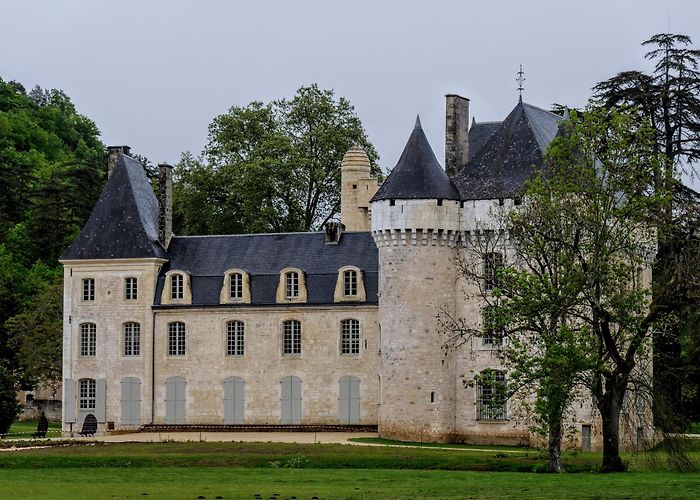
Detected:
left=691, top=422, right=700, bottom=434
left=0, top=441, right=697, bottom=499
left=2, top=419, right=62, bottom=439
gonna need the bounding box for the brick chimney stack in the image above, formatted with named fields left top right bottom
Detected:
left=107, top=145, right=131, bottom=178
left=158, top=163, right=173, bottom=248
left=444, top=95, right=469, bottom=177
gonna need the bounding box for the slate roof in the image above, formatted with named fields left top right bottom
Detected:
left=61, top=155, right=167, bottom=260
left=454, top=101, right=562, bottom=200
left=468, top=121, right=501, bottom=161
left=371, top=117, right=459, bottom=201
left=154, top=232, right=378, bottom=306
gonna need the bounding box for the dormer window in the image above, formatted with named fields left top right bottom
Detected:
left=276, top=268, right=307, bottom=303
left=230, top=273, right=243, bottom=299
left=334, top=266, right=366, bottom=302
left=285, top=271, right=299, bottom=299
left=171, top=274, right=184, bottom=300
left=220, top=269, right=250, bottom=304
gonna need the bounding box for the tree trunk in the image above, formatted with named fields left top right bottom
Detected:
left=547, top=413, right=565, bottom=473
left=598, top=378, right=628, bottom=473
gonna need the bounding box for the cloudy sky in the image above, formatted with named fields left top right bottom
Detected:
left=2, top=0, right=700, bottom=177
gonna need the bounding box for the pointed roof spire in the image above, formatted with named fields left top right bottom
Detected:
left=371, top=119, right=459, bottom=202
left=414, top=114, right=422, bottom=129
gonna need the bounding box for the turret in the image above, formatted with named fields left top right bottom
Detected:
left=340, top=145, right=380, bottom=231
left=370, top=117, right=460, bottom=441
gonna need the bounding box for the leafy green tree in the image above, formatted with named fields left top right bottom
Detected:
left=175, top=84, right=379, bottom=235
left=0, top=363, right=19, bottom=434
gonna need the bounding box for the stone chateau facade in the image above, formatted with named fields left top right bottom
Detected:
left=61, top=95, right=648, bottom=450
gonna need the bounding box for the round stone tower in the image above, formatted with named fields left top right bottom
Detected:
left=371, top=117, right=461, bottom=442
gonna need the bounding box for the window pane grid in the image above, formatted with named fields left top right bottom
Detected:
left=125, top=278, right=138, bottom=300
left=283, top=320, right=301, bottom=355
left=341, top=319, right=360, bottom=355
left=285, top=272, right=299, bottom=299
left=477, top=371, right=507, bottom=420
left=229, top=273, right=243, bottom=299
left=484, top=252, right=504, bottom=292
left=124, top=322, right=141, bottom=356
left=344, top=270, right=357, bottom=296
left=168, top=322, right=186, bottom=356
left=171, top=274, right=184, bottom=300
left=80, top=323, right=96, bottom=356
left=226, top=321, right=245, bottom=356
left=82, top=278, right=95, bottom=301
left=482, top=307, right=504, bottom=346
left=79, top=379, right=96, bottom=410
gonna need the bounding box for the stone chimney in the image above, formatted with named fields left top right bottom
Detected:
left=107, top=145, right=131, bottom=178
left=158, top=163, right=173, bottom=248
left=445, top=95, right=469, bottom=177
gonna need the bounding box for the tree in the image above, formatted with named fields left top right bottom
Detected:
left=0, top=363, right=19, bottom=434
left=594, top=33, right=700, bottom=428
left=174, top=84, right=379, bottom=235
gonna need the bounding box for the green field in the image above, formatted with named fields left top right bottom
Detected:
left=3, top=420, right=62, bottom=439
left=0, top=440, right=698, bottom=499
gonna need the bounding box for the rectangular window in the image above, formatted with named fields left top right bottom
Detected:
left=482, top=306, right=504, bottom=346
left=124, top=322, right=141, bottom=356
left=82, top=278, right=95, bottom=301
left=125, top=277, right=138, bottom=300
left=283, top=320, right=301, bottom=355
left=79, top=379, right=96, bottom=410
left=285, top=272, right=299, bottom=299
left=171, top=274, right=184, bottom=300
left=343, top=270, right=357, bottom=296
left=484, top=252, right=504, bottom=292
left=230, top=273, right=243, bottom=300
left=168, top=322, right=186, bottom=356
left=226, top=321, right=245, bottom=356
left=80, top=323, right=96, bottom=357
left=341, top=319, right=360, bottom=355
left=477, top=370, right=507, bottom=420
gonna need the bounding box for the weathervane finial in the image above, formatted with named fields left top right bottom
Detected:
left=516, top=64, right=525, bottom=102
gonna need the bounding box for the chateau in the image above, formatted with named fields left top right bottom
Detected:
left=60, top=95, right=640, bottom=450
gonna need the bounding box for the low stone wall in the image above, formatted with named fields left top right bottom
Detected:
left=19, top=399, right=62, bottom=422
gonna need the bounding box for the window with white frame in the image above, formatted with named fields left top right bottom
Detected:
left=482, top=306, right=504, bottom=346
left=226, top=320, right=245, bottom=356
left=170, top=273, right=184, bottom=300
left=484, top=252, right=504, bottom=292
left=124, top=322, right=141, bottom=356
left=168, top=322, right=186, bottom=356
left=340, top=319, right=360, bottom=355
left=82, top=278, right=95, bottom=301
left=125, top=277, right=138, bottom=300
left=80, top=323, right=96, bottom=356
left=79, top=379, right=96, bottom=410
left=476, top=369, right=507, bottom=420
left=283, top=320, right=301, bottom=355
left=343, top=270, right=358, bottom=297
left=229, top=272, right=243, bottom=300
left=285, top=271, right=299, bottom=299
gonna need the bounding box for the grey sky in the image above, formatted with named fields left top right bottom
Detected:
left=2, top=0, right=700, bottom=182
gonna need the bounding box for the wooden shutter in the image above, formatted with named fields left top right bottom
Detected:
left=338, top=376, right=350, bottom=424
left=64, top=378, right=77, bottom=423
left=224, top=377, right=245, bottom=424
left=290, top=376, right=302, bottom=424
left=175, top=377, right=186, bottom=424
left=349, top=376, right=360, bottom=424
left=95, top=378, right=107, bottom=422
left=280, top=376, right=291, bottom=424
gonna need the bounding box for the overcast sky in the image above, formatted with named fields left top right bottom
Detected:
left=2, top=0, right=700, bottom=180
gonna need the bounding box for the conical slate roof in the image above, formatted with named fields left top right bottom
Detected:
left=454, top=101, right=562, bottom=200
left=371, top=117, right=459, bottom=201
left=61, top=155, right=167, bottom=260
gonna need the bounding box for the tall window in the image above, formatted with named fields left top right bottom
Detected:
left=124, top=322, right=141, bottom=356
left=482, top=306, right=504, bottom=346
left=341, top=319, right=360, bottom=355
left=343, top=270, right=358, bottom=297
left=285, top=271, right=299, bottom=299
left=80, top=323, right=96, bottom=356
left=82, top=278, right=95, bottom=301
left=125, top=277, right=138, bottom=300
left=476, top=370, right=507, bottom=420
left=283, top=320, right=301, bottom=355
left=79, top=379, right=96, bottom=410
left=170, top=274, right=184, bottom=300
left=229, top=273, right=243, bottom=300
left=168, top=322, right=186, bottom=356
left=226, top=320, right=245, bottom=356
left=484, top=252, right=504, bottom=292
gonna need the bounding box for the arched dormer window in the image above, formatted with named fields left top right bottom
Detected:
left=334, top=266, right=366, bottom=302
left=161, top=270, right=192, bottom=305
left=276, top=268, right=307, bottom=303
left=220, top=269, right=251, bottom=304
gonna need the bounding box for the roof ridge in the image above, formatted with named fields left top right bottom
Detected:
left=521, top=101, right=561, bottom=118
